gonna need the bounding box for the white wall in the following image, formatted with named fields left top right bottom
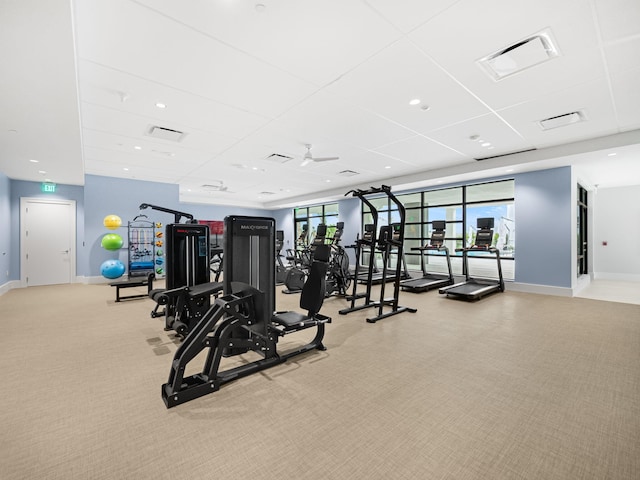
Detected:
left=592, top=185, right=640, bottom=281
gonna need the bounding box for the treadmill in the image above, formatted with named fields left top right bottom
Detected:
left=439, top=217, right=504, bottom=301
left=401, top=220, right=454, bottom=293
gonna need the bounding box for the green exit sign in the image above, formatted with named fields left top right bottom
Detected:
left=41, top=182, right=56, bottom=193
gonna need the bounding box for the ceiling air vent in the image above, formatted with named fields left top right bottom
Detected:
left=338, top=170, right=359, bottom=177
left=538, top=111, right=586, bottom=130
left=259, top=191, right=276, bottom=195
left=478, top=29, right=559, bottom=81
left=145, top=125, right=187, bottom=142
left=475, top=148, right=537, bottom=161
left=265, top=153, right=293, bottom=164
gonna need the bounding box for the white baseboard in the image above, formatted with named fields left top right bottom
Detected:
left=593, top=272, right=640, bottom=282
left=506, top=281, right=573, bottom=297
left=0, top=280, right=22, bottom=296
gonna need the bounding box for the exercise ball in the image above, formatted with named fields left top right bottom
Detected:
left=156, top=267, right=164, bottom=275
left=101, top=233, right=123, bottom=250
left=103, top=214, right=122, bottom=230
left=101, top=259, right=125, bottom=279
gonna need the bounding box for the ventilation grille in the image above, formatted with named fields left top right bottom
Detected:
left=478, top=29, right=559, bottom=81
left=475, top=148, right=537, bottom=161
left=145, top=125, right=187, bottom=142
left=538, top=111, right=586, bottom=130
left=265, top=153, right=293, bottom=164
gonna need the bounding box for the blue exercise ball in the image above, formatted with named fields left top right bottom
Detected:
left=101, top=259, right=125, bottom=279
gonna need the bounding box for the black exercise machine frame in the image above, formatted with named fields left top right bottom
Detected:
left=340, top=185, right=416, bottom=323
left=339, top=189, right=379, bottom=315
left=161, top=215, right=332, bottom=408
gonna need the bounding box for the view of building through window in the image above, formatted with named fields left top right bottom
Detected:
left=292, top=180, right=515, bottom=281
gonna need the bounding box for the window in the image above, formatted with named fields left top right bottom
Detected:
left=359, top=180, right=515, bottom=279
left=294, top=203, right=340, bottom=245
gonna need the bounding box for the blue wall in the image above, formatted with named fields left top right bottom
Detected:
left=0, top=173, right=10, bottom=286
left=84, top=175, right=265, bottom=277
left=3, top=169, right=574, bottom=285
left=514, top=167, right=572, bottom=287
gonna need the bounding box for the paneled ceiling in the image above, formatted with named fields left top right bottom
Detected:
left=2, top=0, right=640, bottom=208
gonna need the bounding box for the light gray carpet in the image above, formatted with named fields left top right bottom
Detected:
left=0, top=282, right=638, bottom=479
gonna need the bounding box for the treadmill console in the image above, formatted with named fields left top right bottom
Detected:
left=430, top=220, right=446, bottom=247
left=474, top=217, right=494, bottom=248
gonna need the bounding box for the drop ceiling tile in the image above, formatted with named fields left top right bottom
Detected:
left=372, top=135, right=469, bottom=169
left=610, top=66, right=640, bottom=131
left=78, top=61, right=271, bottom=140
left=80, top=103, right=238, bottom=156
left=409, top=0, right=606, bottom=110
left=262, top=91, right=416, bottom=150
left=133, top=0, right=401, bottom=86
left=603, top=36, right=640, bottom=74
left=324, top=38, right=491, bottom=134
left=74, top=0, right=317, bottom=117
left=365, top=0, right=462, bottom=33
left=427, top=113, right=534, bottom=158
left=497, top=78, right=619, bottom=147
left=593, top=0, right=640, bottom=42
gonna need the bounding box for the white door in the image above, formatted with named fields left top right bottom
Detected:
left=21, top=198, right=76, bottom=286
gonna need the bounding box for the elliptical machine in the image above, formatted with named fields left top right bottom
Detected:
left=325, top=222, right=351, bottom=296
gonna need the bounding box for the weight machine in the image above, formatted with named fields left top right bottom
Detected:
left=141, top=203, right=222, bottom=337
left=161, top=215, right=332, bottom=408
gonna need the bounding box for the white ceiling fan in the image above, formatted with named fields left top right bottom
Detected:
left=201, top=180, right=235, bottom=193
left=300, top=144, right=339, bottom=167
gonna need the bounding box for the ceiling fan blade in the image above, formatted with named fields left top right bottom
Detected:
left=313, top=156, right=340, bottom=162
left=300, top=158, right=312, bottom=167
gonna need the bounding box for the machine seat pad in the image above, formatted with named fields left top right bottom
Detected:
left=187, top=281, right=223, bottom=298
left=272, top=311, right=310, bottom=328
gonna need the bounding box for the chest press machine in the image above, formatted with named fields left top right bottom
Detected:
left=162, top=215, right=332, bottom=408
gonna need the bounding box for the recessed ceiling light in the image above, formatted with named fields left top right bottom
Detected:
left=123, top=167, right=129, bottom=171
left=155, top=103, right=166, bottom=109
left=29, top=159, right=39, bottom=163
left=481, top=142, right=491, bottom=147
left=38, top=170, right=46, bottom=174
left=255, top=3, right=266, bottom=12
left=420, top=105, right=431, bottom=111
left=607, top=152, right=617, bottom=157
left=409, top=98, right=421, bottom=106
left=325, top=179, right=331, bottom=183
left=134, top=146, right=142, bottom=150
left=385, top=165, right=391, bottom=169
left=506, top=169, right=514, bottom=172
left=469, top=135, right=480, bottom=141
